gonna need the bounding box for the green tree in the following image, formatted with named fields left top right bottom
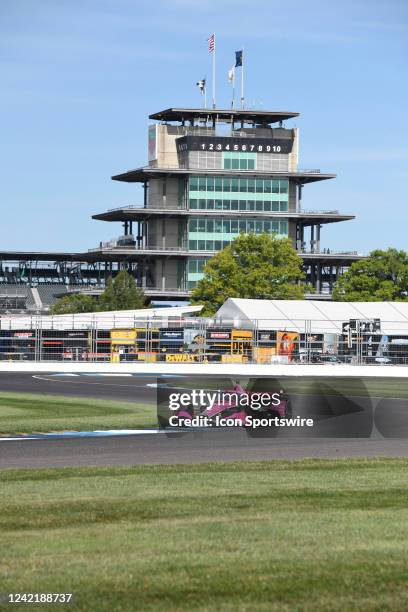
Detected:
left=98, top=270, right=146, bottom=311
left=51, top=293, right=97, bottom=314
left=191, top=233, right=308, bottom=315
left=333, top=248, right=408, bottom=301
left=51, top=271, right=146, bottom=314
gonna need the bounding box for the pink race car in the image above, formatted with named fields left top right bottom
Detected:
left=172, top=383, right=291, bottom=435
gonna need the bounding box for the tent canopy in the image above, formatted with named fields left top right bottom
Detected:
left=215, top=299, right=408, bottom=335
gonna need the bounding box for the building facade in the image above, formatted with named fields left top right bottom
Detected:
left=92, top=107, right=360, bottom=298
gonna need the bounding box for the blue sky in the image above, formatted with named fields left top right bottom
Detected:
left=1, top=0, right=407, bottom=254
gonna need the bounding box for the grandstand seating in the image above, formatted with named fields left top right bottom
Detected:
left=0, top=284, right=69, bottom=313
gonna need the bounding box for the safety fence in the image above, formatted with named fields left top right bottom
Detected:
left=0, top=314, right=407, bottom=365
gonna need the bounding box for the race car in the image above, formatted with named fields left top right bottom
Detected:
left=163, top=382, right=292, bottom=436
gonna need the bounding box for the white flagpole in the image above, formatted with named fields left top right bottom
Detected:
left=232, top=69, right=235, bottom=109
left=241, top=48, right=244, bottom=109
left=212, top=33, right=216, bottom=109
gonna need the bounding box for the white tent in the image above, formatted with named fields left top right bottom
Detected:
left=0, top=305, right=202, bottom=331
left=215, top=299, right=408, bottom=335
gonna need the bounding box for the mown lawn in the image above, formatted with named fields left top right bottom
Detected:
left=0, top=392, right=156, bottom=435
left=2, top=458, right=408, bottom=611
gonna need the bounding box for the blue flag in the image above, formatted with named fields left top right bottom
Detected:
left=235, top=50, right=243, bottom=67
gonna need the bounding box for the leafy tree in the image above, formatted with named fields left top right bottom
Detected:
left=51, top=271, right=146, bottom=314
left=51, top=293, right=97, bottom=314
left=191, top=233, right=308, bottom=315
left=98, top=270, right=146, bottom=311
left=333, top=248, right=408, bottom=301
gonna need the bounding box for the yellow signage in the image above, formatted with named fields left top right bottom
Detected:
left=165, top=354, right=197, bottom=363
left=110, top=329, right=136, bottom=345
left=221, top=354, right=243, bottom=363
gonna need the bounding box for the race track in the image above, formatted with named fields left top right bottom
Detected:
left=2, top=431, right=408, bottom=469
left=1, top=372, right=408, bottom=469
left=0, top=372, right=155, bottom=402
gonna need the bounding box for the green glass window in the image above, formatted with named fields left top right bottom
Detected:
left=223, top=178, right=231, bottom=192
left=239, top=178, right=247, bottom=192
left=198, top=219, right=206, bottom=232
left=215, top=199, right=222, bottom=210
left=189, top=177, right=198, bottom=190
left=215, top=219, right=223, bottom=232
left=189, top=219, right=198, bottom=232
left=215, top=177, right=222, bottom=191
left=231, top=178, right=239, bottom=192
left=207, top=177, right=214, bottom=192
left=198, top=177, right=207, bottom=191
left=248, top=179, right=255, bottom=193
left=256, top=179, right=263, bottom=193
left=272, top=180, right=279, bottom=194
left=189, top=199, right=197, bottom=209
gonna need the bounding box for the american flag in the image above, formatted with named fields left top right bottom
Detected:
left=208, top=33, right=215, bottom=53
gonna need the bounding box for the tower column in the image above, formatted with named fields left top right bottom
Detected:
left=316, top=224, right=321, bottom=253
left=310, top=225, right=315, bottom=253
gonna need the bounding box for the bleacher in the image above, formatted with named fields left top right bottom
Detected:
left=36, top=284, right=69, bottom=309
left=0, top=284, right=69, bottom=313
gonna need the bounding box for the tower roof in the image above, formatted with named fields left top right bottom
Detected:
left=149, top=107, right=299, bottom=125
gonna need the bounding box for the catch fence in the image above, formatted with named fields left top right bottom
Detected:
left=0, top=314, right=407, bottom=365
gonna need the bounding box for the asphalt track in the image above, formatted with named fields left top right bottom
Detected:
left=1, top=373, right=408, bottom=468
left=0, top=372, right=155, bottom=403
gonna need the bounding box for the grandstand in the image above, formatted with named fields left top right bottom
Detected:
left=0, top=284, right=67, bottom=313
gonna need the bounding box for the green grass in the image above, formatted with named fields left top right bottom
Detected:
left=0, top=392, right=156, bottom=435
left=2, top=459, right=408, bottom=611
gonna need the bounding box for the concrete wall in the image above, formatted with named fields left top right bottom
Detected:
left=148, top=178, right=180, bottom=209
left=288, top=182, right=297, bottom=212
left=150, top=124, right=180, bottom=168
left=147, top=218, right=185, bottom=249
left=289, top=128, right=299, bottom=172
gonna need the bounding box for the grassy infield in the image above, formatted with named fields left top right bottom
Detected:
left=1, top=392, right=408, bottom=610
